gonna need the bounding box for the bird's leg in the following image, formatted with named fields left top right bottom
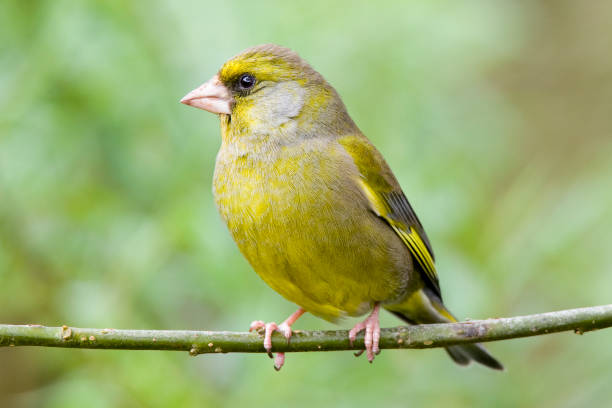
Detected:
left=348, top=303, right=381, bottom=363
left=249, top=308, right=306, bottom=370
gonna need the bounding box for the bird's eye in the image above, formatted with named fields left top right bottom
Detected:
left=238, top=74, right=256, bottom=90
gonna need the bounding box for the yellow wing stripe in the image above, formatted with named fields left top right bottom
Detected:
left=358, top=177, right=438, bottom=289
left=357, top=179, right=390, bottom=215
left=410, top=228, right=436, bottom=277
left=393, top=225, right=437, bottom=285
left=407, top=227, right=435, bottom=274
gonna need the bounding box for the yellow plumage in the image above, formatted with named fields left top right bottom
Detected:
left=214, top=132, right=415, bottom=321
left=183, top=44, right=502, bottom=370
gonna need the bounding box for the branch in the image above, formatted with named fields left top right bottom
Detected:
left=1, top=305, right=611, bottom=355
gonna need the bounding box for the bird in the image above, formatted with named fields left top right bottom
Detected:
left=180, top=44, right=503, bottom=371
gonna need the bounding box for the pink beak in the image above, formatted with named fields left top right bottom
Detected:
left=180, top=74, right=233, bottom=114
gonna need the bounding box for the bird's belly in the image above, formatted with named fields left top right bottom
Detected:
left=213, top=151, right=413, bottom=321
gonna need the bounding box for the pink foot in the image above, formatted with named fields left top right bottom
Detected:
left=348, top=303, right=381, bottom=363
left=249, top=308, right=305, bottom=370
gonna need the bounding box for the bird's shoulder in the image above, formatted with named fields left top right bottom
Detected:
left=337, top=133, right=401, bottom=192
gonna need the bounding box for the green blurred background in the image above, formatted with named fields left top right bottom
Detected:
left=1, top=1, right=611, bottom=407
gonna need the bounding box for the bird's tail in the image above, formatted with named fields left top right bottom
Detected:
left=386, top=289, right=503, bottom=371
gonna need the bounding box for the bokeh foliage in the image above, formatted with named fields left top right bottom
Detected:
left=1, top=1, right=612, bottom=407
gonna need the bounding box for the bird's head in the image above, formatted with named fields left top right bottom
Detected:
left=181, top=44, right=356, bottom=140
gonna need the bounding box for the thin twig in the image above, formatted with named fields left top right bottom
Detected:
left=1, top=304, right=610, bottom=355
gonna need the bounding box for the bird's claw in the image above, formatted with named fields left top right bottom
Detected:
left=249, top=320, right=292, bottom=370
left=273, top=353, right=285, bottom=371
left=277, top=322, right=292, bottom=342
left=272, top=324, right=293, bottom=370
left=249, top=309, right=305, bottom=371
left=348, top=303, right=381, bottom=363
left=249, top=320, right=265, bottom=332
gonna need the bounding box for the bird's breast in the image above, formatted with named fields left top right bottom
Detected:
left=211, top=139, right=412, bottom=320
left=213, top=142, right=348, bottom=243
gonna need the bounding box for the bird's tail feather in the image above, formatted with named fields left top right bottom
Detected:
left=445, top=343, right=503, bottom=369
left=387, top=289, right=503, bottom=371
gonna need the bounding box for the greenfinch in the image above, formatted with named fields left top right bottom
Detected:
left=181, top=44, right=503, bottom=371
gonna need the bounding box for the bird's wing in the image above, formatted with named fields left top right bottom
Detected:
left=338, top=135, right=440, bottom=297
